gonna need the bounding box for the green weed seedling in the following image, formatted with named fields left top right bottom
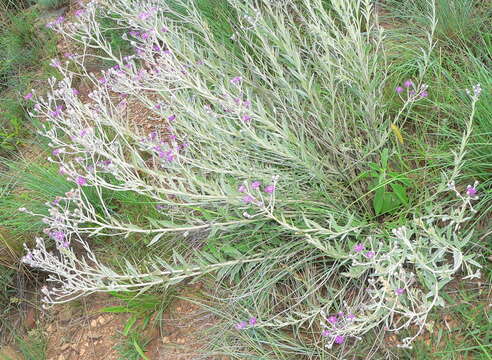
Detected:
left=359, top=149, right=412, bottom=216
left=114, top=330, right=151, bottom=360
left=101, top=290, right=174, bottom=335
left=103, top=291, right=173, bottom=360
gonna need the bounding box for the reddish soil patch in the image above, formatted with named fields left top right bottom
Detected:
left=145, top=284, right=227, bottom=360
left=45, top=294, right=131, bottom=360
left=42, top=284, right=226, bottom=360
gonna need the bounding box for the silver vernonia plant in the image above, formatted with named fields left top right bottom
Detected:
left=21, top=0, right=482, bottom=349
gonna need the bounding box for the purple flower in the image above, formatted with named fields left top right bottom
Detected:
left=409, top=90, right=416, bottom=96
left=230, top=76, right=242, bottom=85
left=161, top=26, right=169, bottom=33
left=242, top=195, right=254, bottom=204
left=50, top=105, right=64, bottom=117
left=420, top=90, right=428, bottom=98
left=466, top=185, right=477, bottom=197
left=165, top=151, right=175, bottom=162
left=321, top=330, right=331, bottom=337
left=248, top=317, right=257, bottom=326
left=156, top=204, right=165, bottom=210
left=327, top=316, right=338, bottom=324
left=141, top=32, right=150, bottom=40
left=50, top=231, right=65, bottom=241
left=241, top=114, right=252, bottom=122
left=23, top=93, right=33, bottom=100
left=472, top=84, right=482, bottom=97
left=168, top=114, right=176, bottom=122
left=60, top=240, right=70, bottom=249
left=396, top=86, right=404, bottom=94
left=75, top=176, right=87, bottom=186
left=403, top=80, right=414, bottom=88
left=129, top=30, right=140, bottom=37
left=75, top=9, right=85, bottom=17
left=163, top=49, right=172, bottom=55
left=134, top=69, right=146, bottom=81
left=50, top=59, right=61, bottom=68
left=72, top=88, right=80, bottom=96
left=238, top=184, right=247, bottom=193
left=138, top=11, right=151, bottom=20
left=264, top=184, right=275, bottom=194
left=346, top=314, right=356, bottom=320
left=55, top=16, right=65, bottom=25
left=353, top=244, right=364, bottom=253
left=98, top=77, right=107, bottom=84
left=334, top=335, right=345, bottom=344
left=364, top=251, right=375, bottom=259
left=395, top=288, right=405, bottom=295
left=52, top=148, right=63, bottom=156
left=251, top=181, right=261, bottom=189
left=243, top=100, right=251, bottom=108
left=235, top=321, right=247, bottom=330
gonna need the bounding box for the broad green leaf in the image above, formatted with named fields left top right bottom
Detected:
left=373, top=187, right=385, bottom=215
left=390, top=183, right=408, bottom=205
left=380, top=192, right=401, bottom=214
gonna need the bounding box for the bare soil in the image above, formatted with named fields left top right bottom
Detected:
left=40, top=283, right=222, bottom=360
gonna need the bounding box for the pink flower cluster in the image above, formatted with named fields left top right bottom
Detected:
left=153, top=146, right=175, bottom=162
left=321, top=312, right=357, bottom=345
left=395, top=79, right=428, bottom=98
left=137, top=7, right=157, bottom=21
left=230, top=76, right=242, bottom=85
left=46, top=15, right=65, bottom=29
left=238, top=180, right=276, bottom=203
left=353, top=243, right=375, bottom=259
left=466, top=185, right=478, bottom=198
left=235, top=317, right=257, bottom=330
left=48, top=230, right=69, bottom=249
left=139, top=129, right=189, bottom=164
left=50, top=105, right=64, bottom=118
